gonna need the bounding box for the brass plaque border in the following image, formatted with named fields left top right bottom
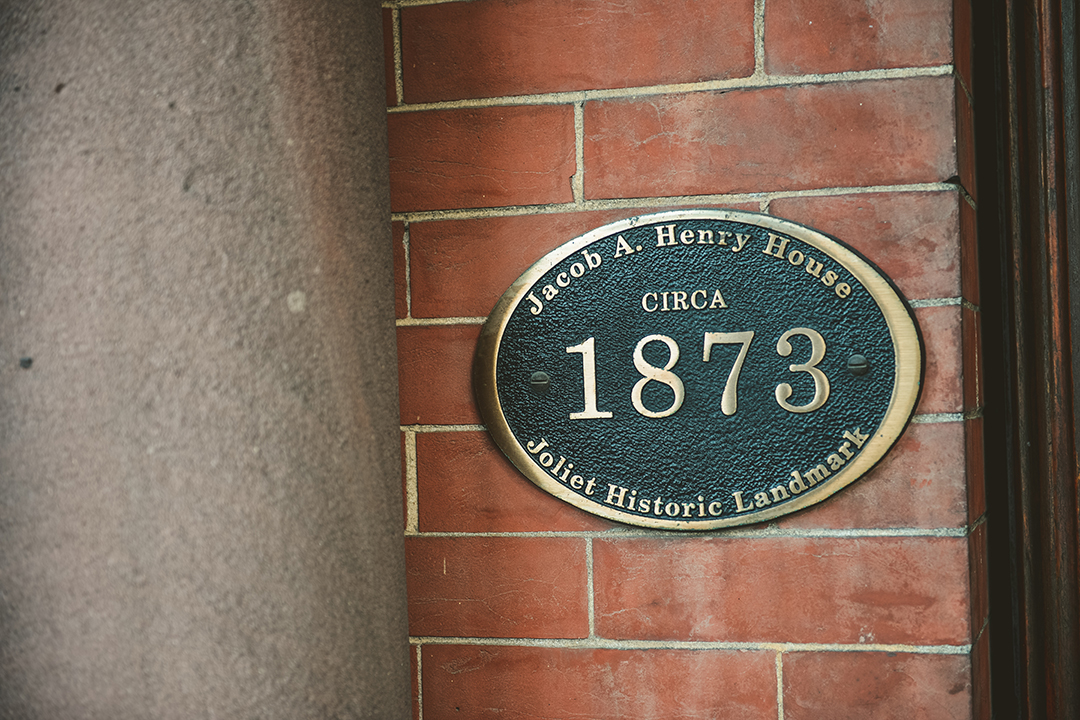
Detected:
left=473, top=209, right=923, bottom=530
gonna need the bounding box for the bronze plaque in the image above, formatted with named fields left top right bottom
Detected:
left=473, top=210, right=923, bottom=530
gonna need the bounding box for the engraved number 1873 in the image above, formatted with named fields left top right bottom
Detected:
left=565, top=329, right=829, bottom=419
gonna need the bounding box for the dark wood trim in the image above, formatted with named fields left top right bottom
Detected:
left=979, top=0, right=1080, bottom=717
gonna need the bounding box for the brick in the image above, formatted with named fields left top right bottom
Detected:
left=960, top=194, right=978, bottom=304
left=784, top=651, right=971, bottom=720
left=422, top=644, right=778, bottom=720
left=389, top=106, right=575, bottom=213
left=916, top=305, right=963, bottom=415
left=393, top=221, right=407, bottom=318
left=584, top=77, right=956, bottom=200
left=594, top=536, right=971, bottom=644
left=400, top=0, right=755, bottom=103
left=966, top=416, right=985, bottom=522
left=406, top=537, right=588, bottom=638
left=409, top=205, right=759, bottom=319
left=397, top=324, right=482, bottom=425
left=770, top=191, right=961, bottom=301
left=411, top=645, right=420, bottom=720
left=416, top=431, right=613, bottom=532
left=383, top=8, right=397, bottom=107
left=776, top=420, right=967, bottom=530
left=963, top=305, right=982, bottom=412
left=764, top=0, right=953, bottom=75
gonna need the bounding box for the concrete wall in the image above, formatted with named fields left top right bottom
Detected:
left=0, top=1, right=410, bottom=717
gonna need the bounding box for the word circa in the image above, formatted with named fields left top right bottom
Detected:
left=473, top=210, right=923, bottom=530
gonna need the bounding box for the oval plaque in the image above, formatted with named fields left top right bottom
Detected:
left=474, top=210, right=923, bottom=530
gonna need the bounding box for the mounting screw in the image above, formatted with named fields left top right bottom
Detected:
left=847, top=354, right=870, bottom=376
left=529, top=371, right=551, bottom=395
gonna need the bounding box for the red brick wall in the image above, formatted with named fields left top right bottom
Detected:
left=385, top=0, right=986, bottom=717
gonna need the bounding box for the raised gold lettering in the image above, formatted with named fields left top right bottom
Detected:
left=803, top=464, right=830, bottom=486
left=656, top=224, right=677, bottom=247
left=641, top=292, right=659, bottom=312
left=613, top=235, right=635, bottom=258
left=843, top=428, right=870, bottom=448
left=527, top=292, right=543, bottom=315
left=697, top=230, right=715, bottom=244
left=680, top=229, right=696, bottom=245
left=763, top=233, right=789, bottom=258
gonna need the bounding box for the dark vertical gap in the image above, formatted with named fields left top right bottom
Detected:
left=975, top=0, right=1025, bottom=717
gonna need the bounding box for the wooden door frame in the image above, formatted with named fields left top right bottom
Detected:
left=976, top=0, right=1080, bottom=716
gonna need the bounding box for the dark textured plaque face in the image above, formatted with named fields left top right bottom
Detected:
left=474, top=210, right=923, bottom=530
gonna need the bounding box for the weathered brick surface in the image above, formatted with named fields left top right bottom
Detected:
left=584, top=77, right=956, bottom=200
left=415, top=431, right=613, bottom=532
left=409, top=205, right=759, bottom=319
left=406, top=537, right=588, bottom=638
left=410, top=646, right=420, bottom=720
left=770, top=191, right=961, bottom=301
left=397, top=325, right=482, bottom=425
left=389, top=105, right=575, bottom=212
left=783, top=651, right=972, bottom=720
left=776, top=420, right=968, bottom=529
left=764, top=0, right=953, bottom=75
left=400, top=0, right=755, bottom=103
left=421, top=644, right=778, bottom=720
left=594, top=536, right=971, bottom=644
left=916, top=305, right=964, bottom=414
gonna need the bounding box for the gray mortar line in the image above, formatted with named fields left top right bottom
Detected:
left=401, top=424, right=487, bottom=433
left=392, top=7, right=404, bottom=106
left=909, top=297, right=962, bottom=308
left=407, top=635, right=973, bottom=654
left=390, top=182, right=958, bottom=224
left=911, top=413, right=964, bottom=424
left=386, top=65, right=954, bottom=114
left=396, top=316, right=486, bottom=326
left=405, top=429, right=419, bottom=534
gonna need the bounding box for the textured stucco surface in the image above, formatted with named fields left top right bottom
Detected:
left=0, top=1, right=409, bottom=717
